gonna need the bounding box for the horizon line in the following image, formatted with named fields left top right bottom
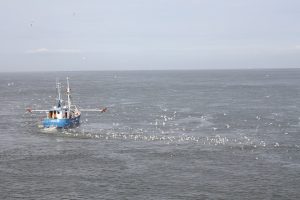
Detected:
left=0, top=67, right=300, bottom=73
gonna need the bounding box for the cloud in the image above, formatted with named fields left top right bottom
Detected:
left=26, top=48, right=81, bottom=54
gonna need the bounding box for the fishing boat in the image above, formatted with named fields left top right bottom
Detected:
left=27, top=77, right=107, bottom=128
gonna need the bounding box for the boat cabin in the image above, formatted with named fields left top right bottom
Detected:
left=47, top=109, right=67, bottom=119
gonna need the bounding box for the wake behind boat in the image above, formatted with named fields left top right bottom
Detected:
left=27, top=77, right=107, bottom=128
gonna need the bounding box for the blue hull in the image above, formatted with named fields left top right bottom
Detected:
left=43, top=116, right=81, bottom=128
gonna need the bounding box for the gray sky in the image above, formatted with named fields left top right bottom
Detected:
left=0, top=0, right=299, bottom=72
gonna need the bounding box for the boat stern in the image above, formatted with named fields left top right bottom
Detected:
left=43, top=118, right=70, bottom=128
left=42, top=116, right=80, bottom=128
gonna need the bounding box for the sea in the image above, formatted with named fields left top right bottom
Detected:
left=0, top=69, right=300, bottom=199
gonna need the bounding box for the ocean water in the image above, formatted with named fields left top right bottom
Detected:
left=0, top=69, right=300, bottom=199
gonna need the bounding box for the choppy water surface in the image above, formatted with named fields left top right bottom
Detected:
left=1, top=69, right=300, bottom=199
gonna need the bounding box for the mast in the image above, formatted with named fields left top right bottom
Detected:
left=56, top=79, right=62, bottom=108
left=66, top=77, right=71, bottom=118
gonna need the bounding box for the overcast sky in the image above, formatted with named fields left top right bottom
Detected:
left=0, top=0, right=299, bottom=72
